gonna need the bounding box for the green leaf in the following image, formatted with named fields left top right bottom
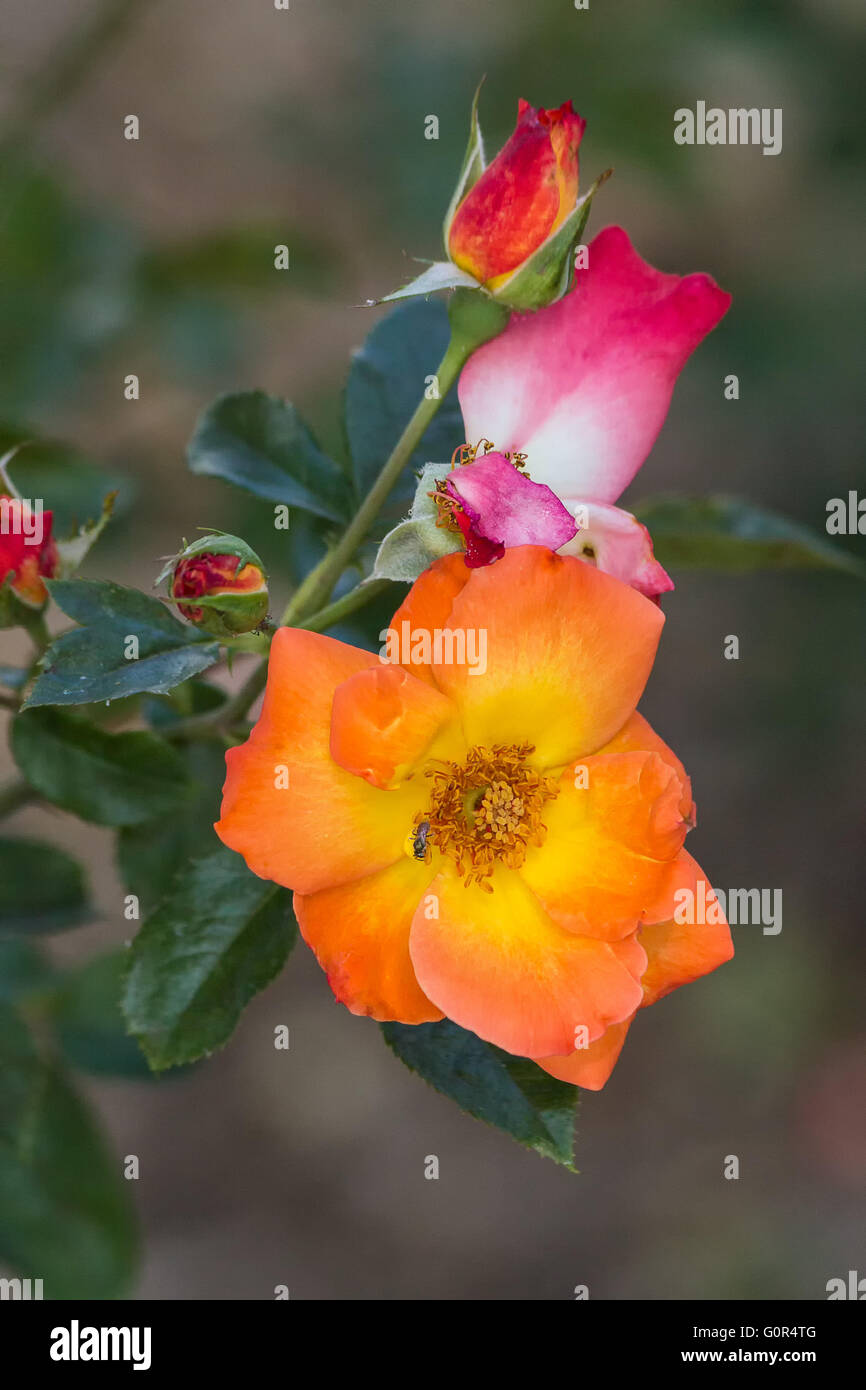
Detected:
left=634, top=495, right=866, bottom=576
left=12, top=707, right=191, bottom=827
left=187, top=390, right=351, bottom=522
left=123, top=845, right=297, bottom=1070
left=381, top=1019, right=578, bottom=1168
left=117, top=738, right=227, bottom=915
left=0, top=838, right=90, bottom=934
left=0, top=938, right=55, bottom=1001
left=54, top=953, right=154, bottom=1080
left=142, top=678, right=227, bottom=730
left=25, top=578, right=220, bottom=707
left=345, top=300, right=466, bottom=514
left=0, top=1002, right=137, bottom=1297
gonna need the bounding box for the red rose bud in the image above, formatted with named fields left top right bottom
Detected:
left=164, top=534, right=268, bottom=638
left=0, top=495, right=58, bottom=608
left=448, top=99, right=586, bottom=290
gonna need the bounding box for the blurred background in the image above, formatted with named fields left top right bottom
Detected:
left=1, top=0, right=864, bottom=1299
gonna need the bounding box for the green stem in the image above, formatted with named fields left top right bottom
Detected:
left=281, top=364, right=454, bottom=620
left=169, top=289, right=508, bottom=739
left=278, top=289, right=508, bottom=626
left=25, top=611, right=51, bottom=655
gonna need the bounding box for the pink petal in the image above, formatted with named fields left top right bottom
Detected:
left=458, top=225, right=731, bottom=504
left=445, top=451, right=577, bottom=566
left=559, top=499, right=674, bottom=600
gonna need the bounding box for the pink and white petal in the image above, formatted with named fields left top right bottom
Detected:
left=447, top=451, right=577, bottom=554
left=559, top=500, right=673, bottom=600
left=458, top=224, right=731, bottom=504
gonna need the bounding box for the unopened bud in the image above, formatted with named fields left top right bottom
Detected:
left=159, top=534, right=268, bottom=638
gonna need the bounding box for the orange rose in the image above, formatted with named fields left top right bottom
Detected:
left=216, top=548, right=732, bottom=1090
left=448, top=99, right=586, bottom=290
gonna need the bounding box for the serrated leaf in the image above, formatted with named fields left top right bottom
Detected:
left=345, top=300, right=466, bottom=520
left=381, top=1019, right=578, bottom=1168
left=117, top=738, right=227, bottom=914
left=0, top=1002, right=137, bottom=1297
left=12, top=707, right=191, bottom=827
left=187, top=390, right=351, bottom=522
left=123, top=845, right=297, bottom=1070
left=25, top=578, right=219, bottom=707
left=634, top=495, right=866, bottom=576
left=0, top=838, right=90, bottom=934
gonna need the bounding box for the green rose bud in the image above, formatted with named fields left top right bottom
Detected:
left=159, top=534, right=269, bottom=639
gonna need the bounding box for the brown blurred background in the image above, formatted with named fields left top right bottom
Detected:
left=1, top=0, right=864, bottom=1298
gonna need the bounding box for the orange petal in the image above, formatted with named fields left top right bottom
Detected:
left=535, top=1016, right=633, bottom=1090
left=638, top=850, right=734, bottom=1007
left=294, top=857, right=443, bottom=1023
left=409, top=869, right=644, bottom=1057
left=432, top=548, right=664, bottom=768
left=330, top=662, right=459, bottom=789
left=216, top=628, right=422, bottom=894
left=599, top=710, right=694, bottom=822
left=385, top=552, right=470, bottom=686
left=521, top=751, right=690, bottom=941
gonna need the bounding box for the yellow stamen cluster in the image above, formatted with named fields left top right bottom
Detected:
left=416, top=744, right=559, bottom=891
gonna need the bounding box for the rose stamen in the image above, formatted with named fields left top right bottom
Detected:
left=413, top=743, right=559, bottom=891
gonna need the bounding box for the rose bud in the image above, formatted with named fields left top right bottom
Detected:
left=446, top=98, right=596, bottom=309
left=161, top=534, right=268, bottom=638
left=0, top=494, right=58, bottom=609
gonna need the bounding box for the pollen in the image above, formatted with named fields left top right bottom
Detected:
left=415, top=743, right=560, bottom=891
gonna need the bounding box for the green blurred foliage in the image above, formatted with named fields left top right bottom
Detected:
left=0, top=0, right=863, bottom=1302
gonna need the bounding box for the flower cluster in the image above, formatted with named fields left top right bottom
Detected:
left=216, top=94, right=735, bottom=1092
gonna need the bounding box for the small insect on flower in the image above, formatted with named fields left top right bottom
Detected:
left=412, top=820, right=431, bottom=862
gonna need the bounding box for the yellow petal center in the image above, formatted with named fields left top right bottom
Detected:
left=412, top=743, right=560, bottom=891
